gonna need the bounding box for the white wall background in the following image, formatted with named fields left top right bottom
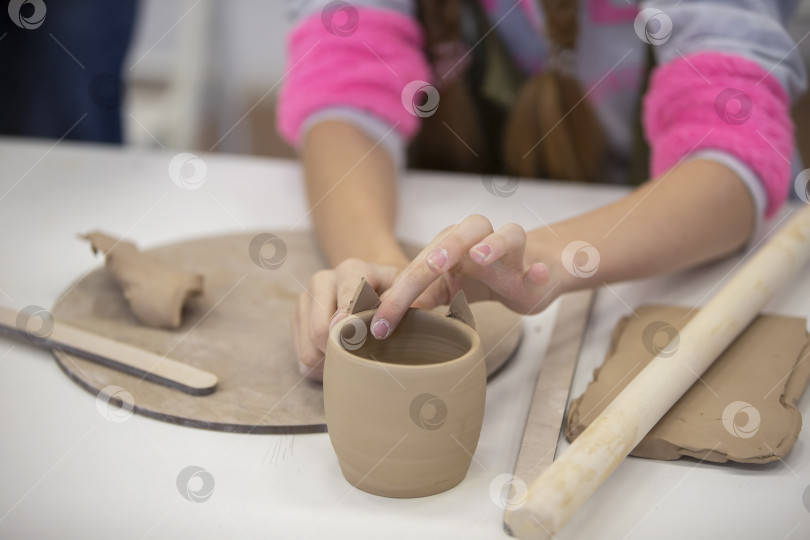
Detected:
left=124, top=0, right=292, bottom=153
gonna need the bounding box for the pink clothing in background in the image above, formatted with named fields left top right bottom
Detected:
left=644, top=52, right=793, bottom=217
left=277, top=7, right=430, bottom=146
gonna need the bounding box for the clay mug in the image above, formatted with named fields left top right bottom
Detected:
left=324, top=281, right=486, bottom=498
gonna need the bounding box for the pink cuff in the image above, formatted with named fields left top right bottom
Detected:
left=643, top=52, right=794, bottom=217
left=277, top=7, right=430, bottom=146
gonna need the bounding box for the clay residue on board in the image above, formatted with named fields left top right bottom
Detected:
left=566, top=305, right=810, bottom=464
left=82, top=231, right=203, bottom=329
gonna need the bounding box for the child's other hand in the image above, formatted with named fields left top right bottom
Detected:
left=291, top=259, right=403, bottom=381
left=369, top=215, right=556, bottom=340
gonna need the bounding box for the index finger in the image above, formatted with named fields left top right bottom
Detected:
left=369, top=252, right=443, bottom=339
left=370, top=215, right=493, bottom=339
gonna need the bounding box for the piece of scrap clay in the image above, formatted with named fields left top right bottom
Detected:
left=446, top=290, right=476, bottom=330
left=82, top=231, right=203, bottom=329
left=566, top=305, right=810, bottom=464
left=348, top=278, right=381, bottom=315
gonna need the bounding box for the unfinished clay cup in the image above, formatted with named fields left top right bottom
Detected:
left=324, top=307, right=486, bottom=498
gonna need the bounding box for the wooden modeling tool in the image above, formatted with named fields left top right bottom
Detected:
left=0, top=304, right=218, bottom=395
left=507, top=204, right=810, bottom=538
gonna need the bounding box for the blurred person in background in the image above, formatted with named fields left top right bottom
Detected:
left=278, top=0, right=808, bottom=379
left=0, top=0, right=137, bottom=143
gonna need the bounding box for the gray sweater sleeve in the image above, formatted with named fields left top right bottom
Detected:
left=641, top=0, right=807, bottom=225
left=642, top=0, right=807, bottom=100
left=284, top=0, right=413, bottom=22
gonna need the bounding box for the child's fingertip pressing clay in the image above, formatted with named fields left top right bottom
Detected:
left=426, top=248, right=448, bottom=273
left=371, top=317, right=392, bottom=339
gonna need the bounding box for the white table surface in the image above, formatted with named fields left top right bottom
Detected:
left=0, top=137, right=808, bottom=540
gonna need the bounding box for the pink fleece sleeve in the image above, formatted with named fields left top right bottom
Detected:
left=643, top=52, right=794, bottom=217
left=277, top=7, right=430, bottom=147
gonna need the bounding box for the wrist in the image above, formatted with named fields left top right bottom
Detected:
left=320, top=225, right=409, bottom=269
left=358, top=229, right=410, bottom=268
left=372, top=244, right=411, bottom=269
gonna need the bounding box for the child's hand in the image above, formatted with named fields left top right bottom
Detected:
left=291, top=258, right=403, bottom=381
left=369, top=215, right=556, bottom=340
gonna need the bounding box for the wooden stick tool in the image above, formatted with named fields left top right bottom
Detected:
left=0, top=304, right=218, bottom=395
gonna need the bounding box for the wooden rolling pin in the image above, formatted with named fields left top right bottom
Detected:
left=0, top=304, right=218, bottom=395
left=508, top=203, right=810, bottom=539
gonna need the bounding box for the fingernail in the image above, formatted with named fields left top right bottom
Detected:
left=471, top=243, right=492, bottom=263
left=371, top=317, right=391, bottom=339
left=329, top=311, right=344, bottom=330
left=426, top=248, right=448, bottom=272
left=298, top=362, right=310, bottom=375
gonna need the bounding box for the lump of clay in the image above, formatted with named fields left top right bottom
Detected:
left=566, top=305, right=810, bottom=464
left=82, top=231, right=203, bottom=329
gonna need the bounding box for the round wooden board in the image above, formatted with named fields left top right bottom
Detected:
left=51, top=232, right=523, bottom=433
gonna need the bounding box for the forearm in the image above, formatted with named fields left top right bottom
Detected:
left=302, top=120, right=409, bottom=268
left=529, top=159, right=757, bottom=292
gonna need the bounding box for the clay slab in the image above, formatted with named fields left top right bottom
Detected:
left=567, top=305, right=810, bottom=463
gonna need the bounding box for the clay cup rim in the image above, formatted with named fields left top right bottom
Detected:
left=328, top=308, right=481, bottom=371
